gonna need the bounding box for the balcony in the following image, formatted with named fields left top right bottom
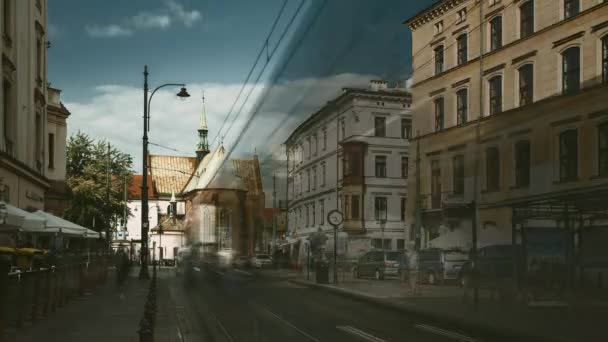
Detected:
left=342, top=219, right=364, bottom=234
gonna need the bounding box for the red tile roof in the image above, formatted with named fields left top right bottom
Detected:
left=128, top=175, right=155, bottom=200
left=149, top=155, right=197, bottom=195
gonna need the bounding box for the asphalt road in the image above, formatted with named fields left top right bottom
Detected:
left=168, top=267, right=507, bottom=342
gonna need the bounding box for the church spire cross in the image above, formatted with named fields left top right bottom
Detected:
left=199, top=91, right=208, bottom=131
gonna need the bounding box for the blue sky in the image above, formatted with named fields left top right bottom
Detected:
left=48, top=0, right=434, bottom=181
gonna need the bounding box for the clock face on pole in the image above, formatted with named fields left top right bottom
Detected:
left=327, top=210, right=343, bottom=226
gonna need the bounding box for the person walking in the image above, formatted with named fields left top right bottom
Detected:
left=407, top=249, right=420, bottom=295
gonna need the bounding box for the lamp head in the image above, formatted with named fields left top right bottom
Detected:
left=177, top=87, right=190, bottom=99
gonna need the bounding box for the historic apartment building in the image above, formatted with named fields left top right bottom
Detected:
left=404, top=0, right=608, bottom=281
left=0, top=0, right=50, bottom=210
left=285, top=80, right=411, bottom=264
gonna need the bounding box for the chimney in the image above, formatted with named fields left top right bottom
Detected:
left=370, top=80, right=388, bottom=92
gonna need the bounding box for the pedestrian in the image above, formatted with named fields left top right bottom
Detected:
left=407, top=249, right=419, bottom=295
left=399, top=252, right=409, bottom=288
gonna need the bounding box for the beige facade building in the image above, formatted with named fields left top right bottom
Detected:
left=405, top=0, right=608, bottom=284
left=0, top=0, right=49, bottom=210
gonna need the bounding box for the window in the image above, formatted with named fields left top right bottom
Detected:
left=2, top=0, right=10, bottom=39
left=401, top=118, right=411, bottom=139
left=453, top=155, right=465, bottom=195
left=320, top=199, right=325, bottom=225
left=486, top=147, right=500, bottom=191
left=515, top=141, right=531, bottom=187
left=401, top=157, right=408, bottom=179
left=372, top=239, right=382, bottom=249
left=397, top=239, right=405, bottom=251
left=36, top=37, right=43, bottom=82
left=312, top=167, right=317, bottom=190
left=340, top=119, right=346, bottom=139
left=307, top=137, right=311, bottom=160
left=602, top=35, right=608, bottom=84
left=490, top=16, right=502, bottom=51
left=3, top=80, right=13, bottom=155
left=489, top=76, right=502, bottom=115
left=519, top=64, right=534, bottom=106
left=48, top=133, right=55, bottom=169
left=457, top=34, right=468, bottom=66
left=434, top=98, right=444, bottom=131
left=564, top=0, right=579, bottom=19
left=600, top=124, right=608, bottom=177
left=374, top=117, right=386, bottom=137
left=400, top=197, right=406, bottom=221
left=431, top=160, right=442, bottom=208
left=456, top=89, right=468, bottom=125
left=307, top=170, right=311, bottom=192
left=343, top=153, right=351, bottom=176
left=374, top=197, right=387, bottom=221
left=352, top=195, right=360, bottom=219
left=323, top=128, right=327, bottom=150
left=306, top=205, right=309, bottom=227
left=312, top=203, right=316, bottom=226
left=434, top=20, right=443, bottom=35
left=35, top=112, right=42, bottom=171
left=457, top=8, right=467, bottom=23
left=375, top=156, right=387, bottom=178
left=562, top=47, right=580, bottom=94
left=559, top=130, right=578, bottom=181
left=321, top=163, right=326, bottom=186
left=313, top=134, right=318, bottom=156
left=520, top=1, right=534, bottom=38
left=434, top=45, right=444, bottom=74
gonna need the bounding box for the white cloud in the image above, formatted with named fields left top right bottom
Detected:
left=86, top=0, right=201, bottom=38
left=405, top=77, right=413, bottom=90
left=85, top=24, right=133, bottom=38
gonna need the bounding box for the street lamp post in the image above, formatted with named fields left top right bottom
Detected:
left=139, top=65, right=190, bottom=280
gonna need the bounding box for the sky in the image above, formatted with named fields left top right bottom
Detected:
left=48, top=0, right=435, bottom=201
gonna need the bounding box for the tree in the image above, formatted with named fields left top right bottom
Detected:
left=64, top=132, right=134, bottom=233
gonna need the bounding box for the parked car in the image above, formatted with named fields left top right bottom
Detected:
left=232, top=255, right=251, bottom=269
left=418, top=248, right=469, bottom=285
left=354, top=250, right=403, bottom=280
left=459, top=244, right=522, bottom=287
left=251, top=254, right=273, bottom=268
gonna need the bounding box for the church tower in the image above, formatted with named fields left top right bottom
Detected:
left=196, top=93, right=210, bottom=162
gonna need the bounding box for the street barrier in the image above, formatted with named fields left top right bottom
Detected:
left=0, top=253, right=110, bottom=337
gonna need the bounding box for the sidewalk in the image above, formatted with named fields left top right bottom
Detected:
left=4, top=267, right=181, bottom=342
left=290, top=275, right=607, bottom=342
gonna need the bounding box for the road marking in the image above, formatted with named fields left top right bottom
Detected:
left=415, top=324, right=476, bottom=342
left=262, top=308, right=321, bottom=342
left=336, top=326, right=387, bottom=342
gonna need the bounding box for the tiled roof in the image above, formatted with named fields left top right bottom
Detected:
left=149, top=155, right=197, bottom=195
left=128, top=175, right=155, bottom=200
left=232, top=158, right=264, bottom=195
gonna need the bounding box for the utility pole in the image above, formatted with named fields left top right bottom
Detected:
left=334, top=119, right=340, bottom=284
left=272, top=171, right=277, bottom=255
left=106, top=142, right=111, bottom=250
left=470, top=2, right=485, bottom=308
left=414, top=132, right=422, bottom=251
left=139, top=65, right=150, bottom=280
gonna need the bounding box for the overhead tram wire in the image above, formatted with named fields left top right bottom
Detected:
left=216, top=0, right=328, bottom=175
left=220, top=0, right=307, bottom=144
left=208, top=0, right=289, bottom=149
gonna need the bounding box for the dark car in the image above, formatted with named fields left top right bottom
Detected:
left=418, top=248, right=469, bottom=285
left=354, top=250, right=403, bottom=280
left=459, top=244, right=522, bottom=287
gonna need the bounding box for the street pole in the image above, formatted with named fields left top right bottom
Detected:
left=272, top=172, right=277, bottom=255
left=106, top=142, right=111, bottom=251
left=414, top=132, right=422, bottom=251
left=334, top=119, right=340, bottom=284
left=139, top=65, right=150, bottom=280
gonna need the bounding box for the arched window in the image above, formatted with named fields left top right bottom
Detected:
left=434, top=45, right=444, bottom=74
left=456, top=89, right=468, bottom=125
left=562, top=47, right=580, bottom=94
left=218, top=209, right=231, bottom=249
left=520, top=1, right=534, bottom=38
left=434, top=97, right=444, bottom=131
left=488, top=75, right=502, bottom=115
left=457, top=34, right=468, bottom=65
left=490, top=16, right=502, bottom=51
left=518, top=64, right=534, bottom=106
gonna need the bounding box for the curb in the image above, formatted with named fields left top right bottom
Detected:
left=288, top=279, right=565, bottom=342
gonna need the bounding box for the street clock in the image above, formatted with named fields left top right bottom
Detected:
left=327, top=210, right=343, bottom=226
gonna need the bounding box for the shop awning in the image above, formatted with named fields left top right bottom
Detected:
left=31, top=210, right=88, bottom=237
left=6, top=205, right=46, bottom=232
left=83, top=229, right=101, bottom=239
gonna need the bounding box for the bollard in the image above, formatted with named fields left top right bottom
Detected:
left=138, top=315, right=154, bottom=342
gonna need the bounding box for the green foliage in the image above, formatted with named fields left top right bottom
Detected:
left=65, top=132, right=133, bottom=231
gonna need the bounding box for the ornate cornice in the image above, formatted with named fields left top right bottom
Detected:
left=404, top=0, right=467, bottom=30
